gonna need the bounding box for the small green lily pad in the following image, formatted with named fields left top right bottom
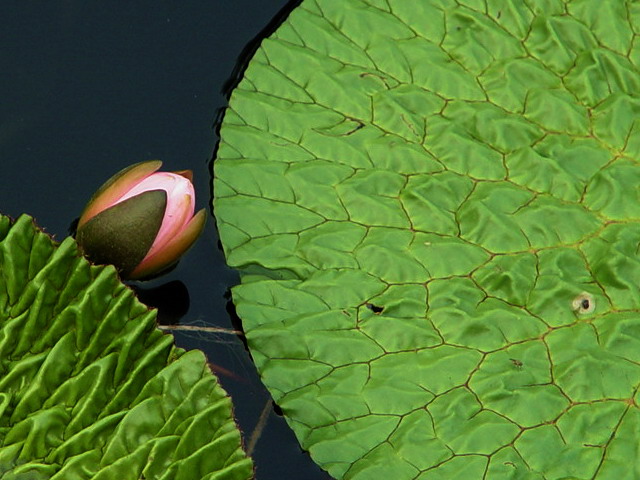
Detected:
left=0, top=214, right=253, bottom=480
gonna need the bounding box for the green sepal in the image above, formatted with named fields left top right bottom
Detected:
left=76, top=190, right=166, bottom=278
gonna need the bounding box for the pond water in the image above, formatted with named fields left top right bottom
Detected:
left=0, top=2, right=332, bottom=478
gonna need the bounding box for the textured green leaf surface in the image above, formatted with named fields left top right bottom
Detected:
left=215, top=1, right=640, bottom=478
left=0, top=215, right=252, bottom=479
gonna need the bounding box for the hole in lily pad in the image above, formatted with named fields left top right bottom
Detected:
left=572, top=292, right=595, bottom=315
left=365, top=303, right=384, bottom=314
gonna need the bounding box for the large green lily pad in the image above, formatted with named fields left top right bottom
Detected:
left=0, top=214, right=253, bottom=479
left=214, top=1, right=640, bottom=478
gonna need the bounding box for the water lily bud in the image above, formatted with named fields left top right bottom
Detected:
left=76, top=160, right=206, bottom=280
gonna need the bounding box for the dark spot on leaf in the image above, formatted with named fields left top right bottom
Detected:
left=510, top=358, right=523, bottom=368
left=343, top=117, right=365, bottom=135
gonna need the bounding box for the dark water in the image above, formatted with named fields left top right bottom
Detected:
left=0, top=2, right=331, bottom=479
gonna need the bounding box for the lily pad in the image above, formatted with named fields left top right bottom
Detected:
left=214, top=1, right=640, bottom=478
left=0, top=214, right=253, bottom=479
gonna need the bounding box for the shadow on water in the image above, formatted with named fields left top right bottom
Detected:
left=206, top=2, right=334, bottom=476
left=133, top=280, right=191, bottom=325
left=221, top=0, right=304, bottom=98
left=209, top=0, right=304, bottom=213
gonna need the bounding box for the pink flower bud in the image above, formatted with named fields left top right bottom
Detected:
left=76, top=161, right=206, bottom=280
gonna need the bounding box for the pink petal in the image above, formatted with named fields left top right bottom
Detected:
left=117, top=172, right=196, bottom=258
left=129, top=208, right=206, bottom=279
